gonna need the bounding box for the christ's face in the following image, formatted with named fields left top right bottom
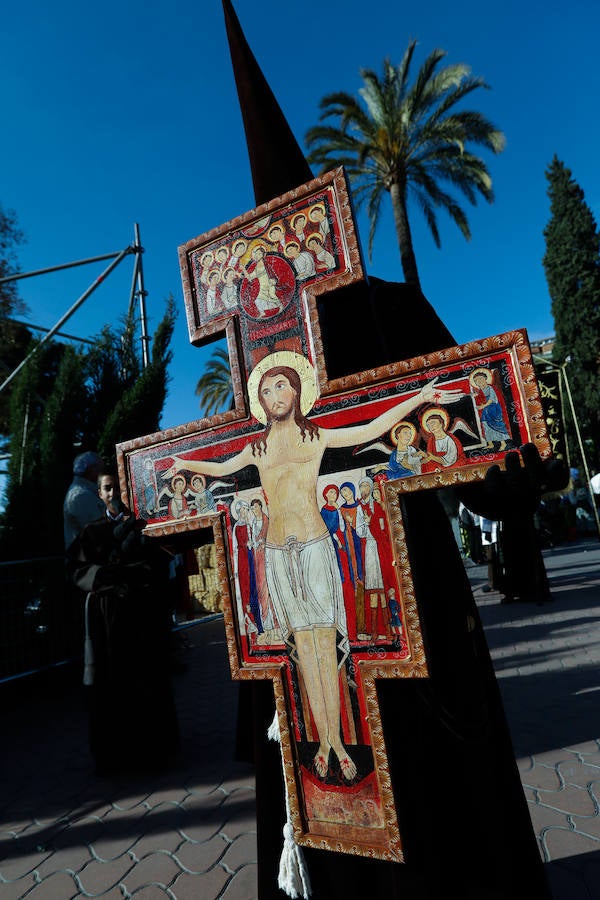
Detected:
left=474, top=375, right=487, bottom=388
left=260, top=374, right=296, bottom=421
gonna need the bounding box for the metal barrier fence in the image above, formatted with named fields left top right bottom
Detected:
left=0, top=553, right=218, bottom=684
left=0, top=556, right=80, bottom=683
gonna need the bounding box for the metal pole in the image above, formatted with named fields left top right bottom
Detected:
left=127, top=251, right=140, bottom=320
left=19, top=397, right=30, bottom=485
left=560, top=364, right=600, bottom=541
left=4, top=318, right=94, bottom=346
left=0, top=250, right=126, bottom=285
left=134, top=224, right=150, bottom=368
left=534, top=354, right=600, bottom=542
left=0, top=246, right=134, bottom=395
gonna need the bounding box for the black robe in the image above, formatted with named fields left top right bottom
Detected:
left=237, top=278, right=553, bottom=899
left=223, top=5, right=555, bottom=895
left=68, top=516, right=180, bottom=774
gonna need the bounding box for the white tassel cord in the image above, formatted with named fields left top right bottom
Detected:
left=267, top=710, right=312, bottom=899
left=82, top=592, right=95, bottom=686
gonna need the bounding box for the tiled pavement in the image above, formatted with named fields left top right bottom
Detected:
left=1, top=537, right=600, bottom=899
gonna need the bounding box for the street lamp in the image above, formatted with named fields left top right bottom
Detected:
left=533, top=354, right=600, bottom=542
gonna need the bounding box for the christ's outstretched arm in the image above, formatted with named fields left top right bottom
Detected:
left=164, top=442, right=256, bottom=480
left=325, top=377, right=463, bottom=451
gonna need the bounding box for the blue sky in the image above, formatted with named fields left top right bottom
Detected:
left=2, top=0, right=599, bottom=438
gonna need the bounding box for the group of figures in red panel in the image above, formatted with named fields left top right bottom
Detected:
left=226, top=467, right=405, bottom=656
left=192, top=199, right=339, bottom=322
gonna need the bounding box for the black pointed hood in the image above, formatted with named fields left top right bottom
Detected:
left=221, top=0, right=454, bottom=362
left=222, top=0, right=313, bottom=206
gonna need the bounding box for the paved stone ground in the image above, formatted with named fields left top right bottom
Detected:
left=1, top=537, right=599, bottom=898
left=472, top=538, right=600, bottom=900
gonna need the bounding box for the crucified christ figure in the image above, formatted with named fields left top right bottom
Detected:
left=165, top=352, right=462, bottom=781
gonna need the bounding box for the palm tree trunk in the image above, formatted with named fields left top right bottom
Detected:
left=389, top=182, right=421, bottom=289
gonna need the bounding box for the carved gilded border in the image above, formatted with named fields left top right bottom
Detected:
left=177, top=166, right=366, bottom=410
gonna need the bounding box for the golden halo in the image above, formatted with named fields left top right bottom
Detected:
left=308, top=203, right=325, bottom=219
left=249, top=239, right=269, bottom=256
left=290, top=211, right=307, bottom=228
left=247, top=351, right=318, bottom=424
left=469, top=367, right=493, bottom=388
left=391, top=421, right=417, bottom=445
left=231, top=498, right=250, bottom=522
left=422, top=407, right=450, bottom=432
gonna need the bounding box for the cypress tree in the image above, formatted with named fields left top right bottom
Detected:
left=97, top=295, right=176, bottom=467
left=542, top=156, right=600, bottom=465
left=1, top=297, right=176, bottom=557
left=38, top=345, right=88, bottom=552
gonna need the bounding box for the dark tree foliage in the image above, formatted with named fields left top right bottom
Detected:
left=0, top=204, right=30, bottom=439
left=543, top=156, right=600, bottom=465
left=2, top=340, right=67, bottom=554
left=38, top=345, right=88, bottom=546
left=1, top=297, right=176, bottom=557
left=98, top=295, right=176, bottom=465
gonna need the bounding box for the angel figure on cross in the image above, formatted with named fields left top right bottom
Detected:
left=419, top=407, right=479, bottom=472
left=469, top=367, right=512, bottom=451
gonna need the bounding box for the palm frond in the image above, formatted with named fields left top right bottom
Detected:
left=304, top=39, right=505, bottom=284
left=195, top=347, right=233, bottom=417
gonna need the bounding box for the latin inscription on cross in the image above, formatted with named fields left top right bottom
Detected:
left=117, top=167, right=550, bottom=861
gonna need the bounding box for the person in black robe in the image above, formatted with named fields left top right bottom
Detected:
left=68, top=513, right=180, bottom=775
left=223, top=3, right=566, bottom=896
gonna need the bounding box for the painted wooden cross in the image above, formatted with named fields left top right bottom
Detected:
left=117, top=167, right=550, bottom=862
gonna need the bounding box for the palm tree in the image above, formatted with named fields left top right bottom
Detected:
left=305, top=40, right=505, bottom=289
left=195, top=346, right=233, bottom=416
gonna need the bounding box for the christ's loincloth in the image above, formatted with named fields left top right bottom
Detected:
left=265, top=532, right=349, bottom=665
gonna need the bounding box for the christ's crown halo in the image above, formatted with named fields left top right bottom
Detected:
left=247, top=351, right=318, bottom=424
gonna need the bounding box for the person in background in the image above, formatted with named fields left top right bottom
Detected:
left=591, top=470, right=600, bottom=510
left=68, top=508, right=180, bottom=775
left=97, top=470, right=130, bottom=521
left=63, top=451, right=105, bottom=549
left=480, top=515, right=501, bottom=593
